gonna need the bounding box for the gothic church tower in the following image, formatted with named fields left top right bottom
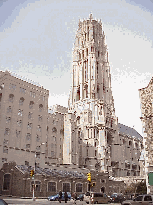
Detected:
left=64, top=14, right=120, bottom=174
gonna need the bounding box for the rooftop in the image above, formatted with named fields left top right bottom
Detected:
left=16, top=165, right=87, bottom=179
left=0, top=70, right=45, bottom=89
left=118, top=123, right=142, bottom=140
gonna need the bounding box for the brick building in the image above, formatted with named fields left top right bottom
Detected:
left=0, top=162, right=125, bottom=197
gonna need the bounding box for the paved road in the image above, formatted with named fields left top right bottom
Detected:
left=2, top=198, right=122, bottom=205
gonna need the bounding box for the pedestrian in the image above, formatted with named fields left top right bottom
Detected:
left=72, top=192, right=77, bottom=204
left=64, top=191, right=68, bottom=203
left=59, top=190, right=62, bottom=203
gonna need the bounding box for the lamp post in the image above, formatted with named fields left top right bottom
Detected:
left=32, top=142, right=45, bottom=201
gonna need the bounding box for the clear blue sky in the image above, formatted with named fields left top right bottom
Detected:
left=0, top=0, right=153, bottom=135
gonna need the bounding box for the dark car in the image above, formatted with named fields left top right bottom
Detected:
left=48, top=192, right=71, bottom=201
left=0, top=199, right=8, bottom=205
left=110, top=193, right=126, bottom=203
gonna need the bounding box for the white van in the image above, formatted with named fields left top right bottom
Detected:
left=84, top=192, right=110, bottom=204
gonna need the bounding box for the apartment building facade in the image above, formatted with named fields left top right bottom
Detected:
left=0, top=70, right=49, bottom=169
left=139, top=77, right=153, bottom=194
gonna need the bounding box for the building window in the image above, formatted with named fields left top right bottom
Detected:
left=37, top=125, right=41, bottom=132
left=26, top=144, right=30, bottom=149
left=51, top=151, right=54, bottom=157
left=36, top=153, right=40, bottom=158
left=86, top=48, right=88, bottom=56
left=2, top=158, right=7, bottom=163
left=63, top=183, right=70, bottom=192
left=0, top=83, right=4, bottom=90
left=7, top=106, right=12, bottom=113
left=48, top=182, right=56, bottom=192
left=3, top=146, right=8, bottom=154
left=129, top=141, right=132, bottom=146
left=19, top=97, right=24, bottom=105
left=38, top=115, right=42, bottom=122
left=3, top=139, right=8, bottom=146
left=52, top=127, right=57, bottom=133
left=36, top=135, right=40, bottom=142
left=16, top=130, right=21, bottom=138
left=27, top=122, right=32, bottom=129
left=95, top=150, right=97, bottom=156
left=17, top=120, right=22, bottom=127
left=60, top=145, right=61, bottom=149
left=40, top=95, right=45, bottom=101
left=4, top=128, right=10, bottom=136
left=36, top=146, right=41, bottom=152
left=3, top=174, right=11, bottom=190
left=95, top=142, right=96, bottom=147
left=76, top=183, right=83, bottom=192
left=25, top=161, right=29, bottom=166
left=18, top=109, right=23, bottom=117
left=26, top=133, right=31, bottom=141
left=31, top=181, right=41, bottom=192
left=9, top=94, right=14, bottom=103
left=6, top=117, right=11, bottom=123
left=30, top=91, right=36, bottom=98
left=9, top=83, right=16, bottom=90
left=20, top=87, right=26, bottom=94
left=87, top=149, right=88, bottom=156
left=29, top=101, right=34, bottom=109
left=28, top=112, right=33, bottom=119
left=39, top=104, right=43, bottom=111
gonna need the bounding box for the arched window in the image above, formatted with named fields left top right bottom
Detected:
left=3, top=174, right=11, bottom=190
left=48, top=182, right=56, bottom=192
left=60, top=129, right=64, bottom=136
left=129, top=141, right=132, bottom=146
left=76, top=183, right=83, bottom=192
left=63, top=182, right=70, bottom=192
left=19, top=97, right=24, bottom=105
left=39, top=104, right=43, bottom=111
left=31, top=181, right=41, bottom=192
left=9, top=94, right=14, bottom=103
left=52, top=127, right=57, bottom=133
left=29, top=101, right=34, bottom=109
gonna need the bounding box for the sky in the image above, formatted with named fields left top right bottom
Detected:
left=0, top=0, right=153, bottom=136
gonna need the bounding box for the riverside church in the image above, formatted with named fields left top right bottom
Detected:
left=0, top=14, right=143, bottom=178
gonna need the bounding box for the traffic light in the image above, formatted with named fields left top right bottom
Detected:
left=87, top=172, right=91, bottom=182
left=30, top=170, right=34, bottom=177
left=92, top=182, right=96, bottom=187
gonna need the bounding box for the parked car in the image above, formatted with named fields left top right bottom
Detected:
left=0, top=199, right=8, bottom=205
left=110, top=193, right=126, bottom=203
left=77, top=194, right=84, bottom=201
left=122, top=194, right=153, bottom=205
left=84, top=192, right=110, bottom=204
left=48, top=192, right=71, bottom=201
left=48, top=194, right=59, bottom=201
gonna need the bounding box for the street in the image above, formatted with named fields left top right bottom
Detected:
left=2, top=198, right=122, bottom=205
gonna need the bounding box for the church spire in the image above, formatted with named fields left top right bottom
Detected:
left=89, top=12, right=93, bottom=21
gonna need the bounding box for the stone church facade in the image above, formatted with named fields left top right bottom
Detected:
left=63, top=14, right=143, bottom=177
left=0, top=15, right=143, bottom=179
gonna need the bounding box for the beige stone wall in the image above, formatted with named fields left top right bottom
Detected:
left=139, top=77, right=153, bottom=194
left=0, top=70, right=49, bottom=169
